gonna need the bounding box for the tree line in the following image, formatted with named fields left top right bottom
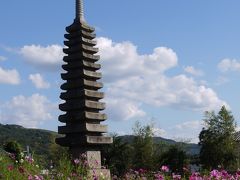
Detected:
left=102, top=105, right=240, bottom=176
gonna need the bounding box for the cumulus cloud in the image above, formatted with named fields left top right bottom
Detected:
left=0, top=56, right=7, bottom=61
left=218, top=58, right=240, bottom=72
left=97, top=37, right=227, bottom=114
left=0, top=67, right=20, bottom=85
left=105, top=97, right=146, bottom=121
left=29, top=73, right=50, bottom=89
left=0, top=94, right=56, bottom=128
left=20, top=44, right=64, bottom=70
left=15, top=38, right=227, bottom=122
left=97, top=37, right=178, bottom=82
left=163, top=120, right=204, bottom=143
left=184, top=66, right=204, bottom=76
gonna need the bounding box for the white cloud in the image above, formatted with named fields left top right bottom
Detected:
left=0, top=94, right=56, bottom=128
left=0, top=67, right=20, bottom=85
left=218, top=58, right=240, bottom=72
left=105, top=97, right=146, bottom=121
left=165, top=120, right=203, bottom=143
left=0, top=56, right=7, bottom=61
left=153, top=127, right=167, bottom=137
left=29, top=73, right=50, bottom=89
left=97, top=37, right=227, bottom=112
left=184, top=66, right=204, bottom=76
left=20, top=44, right=64, bottom=70
left=15, top=38, right=227, bottom=122
left=97, top=37, right=178, bottom=83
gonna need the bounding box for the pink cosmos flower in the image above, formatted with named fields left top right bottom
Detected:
left=34, top=175, right=43, bottom=180
left=74, top=159, right=80, bottom=165
left=25, top=156, right=34, bottom=164
left=172, top=173, right=181, bottom=180
left=210, top=169, right=220, bottom=179
left=7, top=165, right=14, bottom=171
left=190, top=172, right=203, bottom=180
left=161, top=165, right=169, bottom=172
left=155, top=173, right=164, bottom=180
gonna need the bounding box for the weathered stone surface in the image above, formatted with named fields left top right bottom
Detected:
left=69, top=150, right=102, bottom=168
left=86, top=136, right=113, bottom=144
left=64, top=37, right=97, bottom=47
left=61, top=79, right=103, bottom=90
left=56, top=135, right=113, bottom=146
left=59, top=111, right=107, bottom=123
left=68, top=149, right=111, bottom=179
left=58, top=123, right=108, bottom=134
left=63, top=52, right=100, bottom=62
left=63, top=44, right=98, bottom=54
left=59, top=100, right=106, bottom=111
left=60, top=89, right=104, bottom=100
left=62, top=61, right=101, bottom=71
left=61, top=69, right=102, bottom=80
left=81, top=37, right=97, bottom=46
left=86, top=151, right=101, bottom=168
left=64, top=30, right=96, bottom=40
left=66, top=22, right=95, bottom=33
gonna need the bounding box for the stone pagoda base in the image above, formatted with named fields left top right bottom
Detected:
left=70, top=150, right=111, bottom=179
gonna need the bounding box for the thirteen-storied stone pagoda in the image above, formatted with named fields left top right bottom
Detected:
left=56, top=0, right=112, bottom=176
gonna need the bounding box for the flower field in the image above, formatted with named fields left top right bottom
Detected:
left=1, top=150, right=240, bottom=180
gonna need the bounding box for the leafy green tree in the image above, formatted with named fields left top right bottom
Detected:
left=199, top=106, right=237, bottom=170
left=3, top=141, right=22, bottom=161
left=102, top=134, right=133, bottom=176
left=132, top=121, right=155, bottom=170
left=160, top=144, right=189, bottom=174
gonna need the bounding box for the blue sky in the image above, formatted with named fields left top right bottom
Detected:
left=1, top=0, right=240, bottom=143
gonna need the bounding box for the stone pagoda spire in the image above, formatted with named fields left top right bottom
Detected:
left=75, top=0, right=85, bottom=22
left=56, top=0, right=112, bottom=178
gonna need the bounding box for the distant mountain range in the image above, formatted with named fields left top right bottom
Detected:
left=0, top=123, right=200, bottom=159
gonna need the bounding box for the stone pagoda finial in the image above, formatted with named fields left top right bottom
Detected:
left=76, top=0, right=85, bottom=22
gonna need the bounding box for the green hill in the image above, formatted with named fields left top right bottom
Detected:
left=0, top=123, right=200, bottom=166
left=0, top=123, right=63, bottom=167
left=119, top=135, right=200, bottom=155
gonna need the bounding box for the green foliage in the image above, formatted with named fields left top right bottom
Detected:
left=132, top=121, right=155, bottom=170
left=3, top=140, right=22, bottom=161
left=102, top=134, right=133, bottom=176
left=0, top=124, right=61, bottom=168
left=0, top=149, right=93, bottom=180
left=0, top=122, right=199, bottom=177
left=159, top=144, right=189, bottom=174
left=0, top=150, right=41, bottom=180
left=199, top=105, right=237, bottom=170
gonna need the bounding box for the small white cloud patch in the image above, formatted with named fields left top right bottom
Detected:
left=0, top=94, right=55, bottom=128
left=184, top=66, right=204, bottom=76
left=0, top=67, right=20, bottom=85
left=20, top=44, right=64, bottom=70
left=29, top=73, right=50, bottom=89
left=218, top=58, right=240, bottom=72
